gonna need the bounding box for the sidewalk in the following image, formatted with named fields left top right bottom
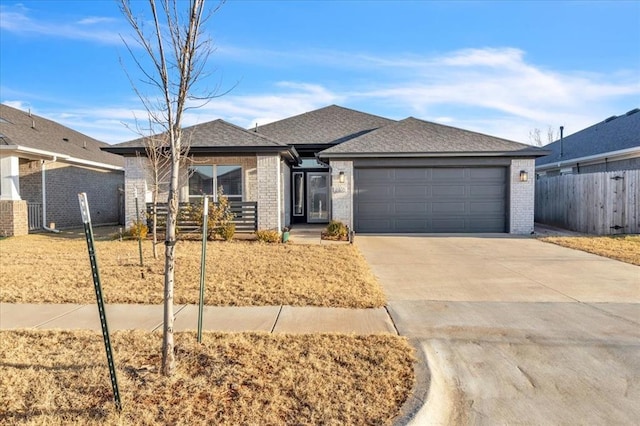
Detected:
left=0, top=303, right=397, bottom=334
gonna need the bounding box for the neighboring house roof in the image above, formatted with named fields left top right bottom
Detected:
left=536, top=108, right=640, bottom=168
left=319, top=117, right=547, bottom=158
left=0, top=104, right=123, bottom=169
left=254, top=104, right=395, bottom=146
left=103, top=118, right=298, bottom=161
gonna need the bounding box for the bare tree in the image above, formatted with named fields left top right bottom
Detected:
left=529, top=125, right=559, bottom=147
left=141, top=132, right=171, bottom=259
left=119, top=0, right=225, bottom=376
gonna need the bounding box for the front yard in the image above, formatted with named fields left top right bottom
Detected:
left=0, top=330, right=415, bottom=425
left=0, top=232, right=414, bottom=424
left=0, top=234, right=386, bottom=307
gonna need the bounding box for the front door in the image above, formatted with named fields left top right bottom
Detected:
left=307, top=172, right=330, bottom=223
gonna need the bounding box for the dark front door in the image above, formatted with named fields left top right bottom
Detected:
left=291, top=169, right=330, bottom=224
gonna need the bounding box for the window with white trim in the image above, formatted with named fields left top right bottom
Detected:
left=188, top=165, right=242, bottom=201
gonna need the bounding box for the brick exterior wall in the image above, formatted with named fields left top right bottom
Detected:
left=18, top=159, right=123, bottom=229
left=509, top=158, right=536, bottom=234
left=124, top=155, right=259, bottom=227
left=257, top=154, right=281, bottom=231
left=0, top=200, right=28, bottom=236
left=329, top=160, right=353, bottom=229
left=43, top=161, right=123, bottom=228
left=18, top=160, right=43, bottom=204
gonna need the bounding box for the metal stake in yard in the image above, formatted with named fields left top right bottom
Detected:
left=197, top=195, right=209, bottom=343
left=134, top=187, right=144, bottom=267
left=78, top=192, right=122, bottom=411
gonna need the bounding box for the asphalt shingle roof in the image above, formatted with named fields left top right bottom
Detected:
left=107, top=118, right=287, bottom=150
left=254, top=105, right=395, bottom=145
left=0, top=104, right=123, bottom=167
left=536, top=108, right=640, bottom=166
left=320, top=117, right=544, bottom=156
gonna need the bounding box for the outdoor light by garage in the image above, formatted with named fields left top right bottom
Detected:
left=338, top=171, right=345, bottom=183
left=520, top=170, right=528, bottom=182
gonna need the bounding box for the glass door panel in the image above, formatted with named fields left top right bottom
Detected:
left=307, top=172, right=329, bottom=222
left=293, top=172, right=304, bottom=216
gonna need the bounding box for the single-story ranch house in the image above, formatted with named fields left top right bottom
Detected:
left=103, top=105, right=547, bottom=235
left=0, top=104, right=124, bottom=236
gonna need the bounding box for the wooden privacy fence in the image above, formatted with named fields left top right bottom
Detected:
left=146, top=201, right=257, bottom=233
left=535, top=170, right=639, bottom=235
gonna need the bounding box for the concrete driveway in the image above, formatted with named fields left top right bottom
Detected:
left=356, top=235, right=640, bottom=425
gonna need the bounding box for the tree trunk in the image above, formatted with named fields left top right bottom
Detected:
left=161, top=153, right=180, bottom=376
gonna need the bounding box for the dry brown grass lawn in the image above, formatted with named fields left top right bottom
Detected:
left=539, top=234, right=640, bottom=266
left=0, top=330, right=415, bottom=425
left=0, top=235, right=385, bottom=307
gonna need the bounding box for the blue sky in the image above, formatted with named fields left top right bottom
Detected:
left=1, top=0, right=639, bottom=144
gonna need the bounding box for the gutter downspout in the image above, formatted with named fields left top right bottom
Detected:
left=41, top=159, right=60, bottom=233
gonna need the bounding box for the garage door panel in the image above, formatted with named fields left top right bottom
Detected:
left=432, top=202, right=467, bottom=214
left=354, top=167, right=506, bottom=233
left=470, top=201, right=505, bottom=214
left=395, top=185, right=430, bottom=198
left=394, top=202, right=428, bottom=214
left=432, top=184, right=465, bottom=197
left=432, top=168, right=466, bottom=180
left=470, top=184, right=505, bottom=197
left=395, top=168, right=429, bottom=180
left=469, top=168, right=504, bottom=180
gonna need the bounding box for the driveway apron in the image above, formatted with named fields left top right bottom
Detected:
left=357, top=235, right=640, bottom=425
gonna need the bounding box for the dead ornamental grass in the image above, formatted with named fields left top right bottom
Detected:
left=540, top=234, right=640, bottom=266
left=0, top=330, right=415, bottom=425
left=0, top=235, right=386, bottom=307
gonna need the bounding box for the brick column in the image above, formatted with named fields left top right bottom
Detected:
left=0, top=200, right=28, bottom=236
left=509, top=159, right=535, bottom=234
left=124, top=157, right=148, bottom=227
left=257, top=154, right=281, bottom=231
left=329, top=160, right=353, bottom=229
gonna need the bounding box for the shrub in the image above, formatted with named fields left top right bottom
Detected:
left=325, top=220, right=348, bottom=239
left=255, top=229, right=280, bottom=243
left=126, top=221, right=148, bottom=239
left=218, top=223, right=236, bottom=241
left=192, top=187, right=236, bottom=240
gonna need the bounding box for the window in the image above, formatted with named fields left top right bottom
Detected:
left=189, top=165, right=242, bottom=201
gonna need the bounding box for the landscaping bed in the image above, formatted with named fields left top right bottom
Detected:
left=0, top=330, right=415, bottom=425
left=0, top=235, right=386, bottom=307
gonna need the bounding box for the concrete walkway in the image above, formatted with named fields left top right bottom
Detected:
left=357, top=234, right=640, bottom=425
left=0, top=303, right=396, bottom=334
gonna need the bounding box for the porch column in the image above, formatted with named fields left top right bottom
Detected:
left=257, top=154, right=281, bottom=231
left=0, top=155, right=21, bottom=200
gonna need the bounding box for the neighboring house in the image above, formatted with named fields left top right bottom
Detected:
left=0, top=104, right=124, bottom=236
left=104, top=105, right=546, bottom=235
left=534, top=109, right=640, bottom=235
left=536, top=108, right=640, bottom=176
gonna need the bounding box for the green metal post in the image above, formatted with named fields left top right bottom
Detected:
left=135, top=188, right=144, bottom=267
left=78, top=192, right=122, bottom=411
left=197, top=195, right=209, bottom=343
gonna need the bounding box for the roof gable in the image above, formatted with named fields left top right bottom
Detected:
left=536, top=108, right=640, bottom=166
left=107, top=118, right=287, bottom=150
left=254, top=104, right=395, bottom=145
left=0, top=104, right=123, bottom=168
left=320, top=117, right=545, bottom=157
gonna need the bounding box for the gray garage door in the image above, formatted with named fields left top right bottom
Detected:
left=354, top=167, right=507, bottom=233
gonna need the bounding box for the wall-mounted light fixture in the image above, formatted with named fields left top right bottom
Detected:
left=339, top=171, right=345, bottom=183
left=520, top=170, right=528, bottom=182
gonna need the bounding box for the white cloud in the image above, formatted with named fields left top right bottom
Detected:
left=0, top=5, right=129, bottom=45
